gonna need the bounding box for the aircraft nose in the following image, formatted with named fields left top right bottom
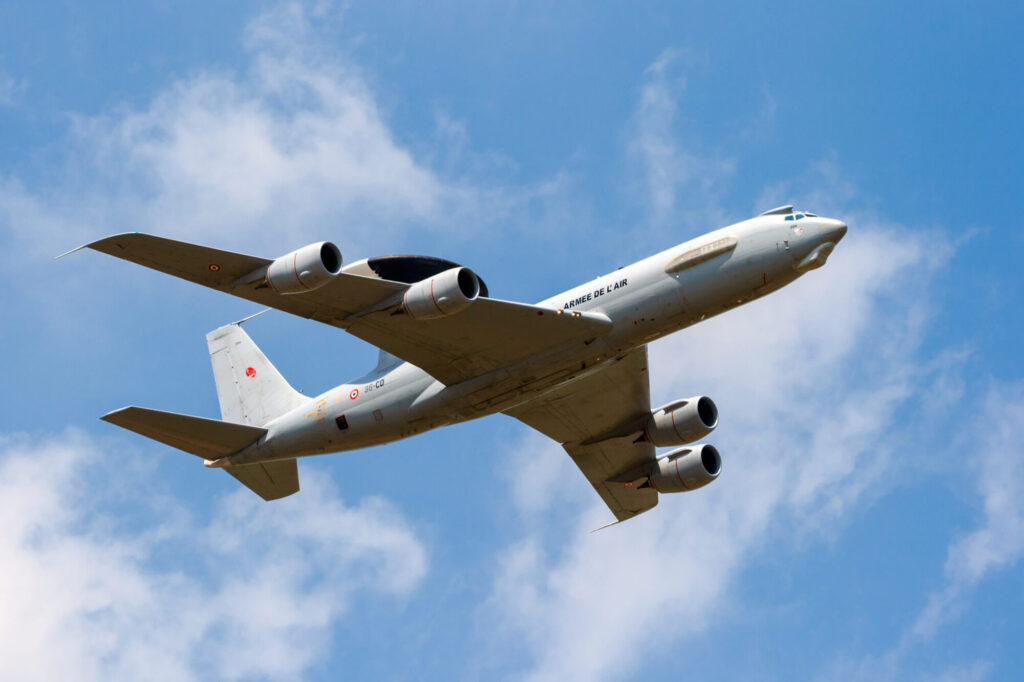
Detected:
left=821, top=218, right=847, bottom=244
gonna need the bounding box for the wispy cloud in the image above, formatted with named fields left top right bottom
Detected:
left=0, top=59, right=22, bottom=107
left=0, top=431, right=427, bottom=681
left=0, top=2, right=547, bottom=263
left=910, top=382, right=1024, bottom=639
left=626, top=49, right=733, bottom=230
left=0, top=72, right=17, bottom=107
left=812, top=381, right=1024, bottom=681
left=814, top=653, right=993, bottom=682
left=65, top=4, right=450, bottom=251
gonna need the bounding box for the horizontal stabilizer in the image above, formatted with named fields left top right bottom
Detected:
left=101, top=406, right=266, bottom=460
left=226, top=459, right=300, bottom=501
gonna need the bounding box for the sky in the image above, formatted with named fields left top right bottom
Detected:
left=1, top=1, right=1022, bottom=680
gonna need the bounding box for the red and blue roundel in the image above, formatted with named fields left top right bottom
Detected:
left=349, top=388, right=359, bottom=400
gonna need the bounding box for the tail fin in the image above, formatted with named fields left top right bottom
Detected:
left=373, top=347, right=403, bottom=374
left=206, top=323, right=307, bottom=426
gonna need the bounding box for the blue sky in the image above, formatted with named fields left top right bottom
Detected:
left=1, top=1, right=1022, bottom=680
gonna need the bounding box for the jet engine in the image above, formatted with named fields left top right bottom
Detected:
left=402, top=266, right=481, bottom=319
left=644, top=396, right=718, bottom=446
left=266, top=241, right=343, bottom=294
left=649, top=444, right=721, bottom=493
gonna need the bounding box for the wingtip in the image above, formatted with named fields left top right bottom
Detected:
left=54, top=244, right=88, bottom=260
left=99, top=406, right=136, bottom=423
left=589, top=519, right=624, bottom=533
left=230, top=308, right=272, bottom=326
left=56, top=232, right=154, bottom=260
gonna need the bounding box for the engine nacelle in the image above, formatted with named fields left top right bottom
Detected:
left=402, top=266, right=481, bottom=319
left=649, top=444, right=722, bottom=493
left=266, top=241, right=343, bottom=294
left=644, top=396, right=718, bottom=446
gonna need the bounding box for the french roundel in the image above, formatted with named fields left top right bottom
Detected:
left=349, top=388, right=359, bottom=400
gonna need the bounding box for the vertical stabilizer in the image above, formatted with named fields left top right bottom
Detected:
left=374, top=347, right=403, bottom=374
left=206, top=323, right=307, bottom=426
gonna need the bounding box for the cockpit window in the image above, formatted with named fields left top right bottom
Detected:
left=785, top=215, right=794, bottom=221
left=795, top=214, right=805, bottom=220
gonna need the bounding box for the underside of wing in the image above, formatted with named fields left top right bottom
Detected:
left=83, top=233, right=609, bottom=385
left=343, top=300, right=610, bottom=383
left=505, top=346, right=659, bottom=521
left=84, top=232, right=407, bottom=325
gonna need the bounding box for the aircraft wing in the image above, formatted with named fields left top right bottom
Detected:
left=504, top=346, right=659, bottom=522
left=81, top=233, right=611, bottom=385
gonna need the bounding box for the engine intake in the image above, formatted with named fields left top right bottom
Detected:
left=649, top=444, right=722, bottom=493
left=266, top=241, right=343, bottom=294
left=644, top=396, right=718, bottom=446
left=402, top=266, right=481, bottom=319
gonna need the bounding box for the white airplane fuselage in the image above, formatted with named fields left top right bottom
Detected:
left=221, top=211, right=847, bottom=468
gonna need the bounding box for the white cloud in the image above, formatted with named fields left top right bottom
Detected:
left=931, top=660, right=994, bottom=682
left=910, top=382, right=1024, bottom=640
left=1, top=0, right=578, bottom=287
left=0, top=68, right=18, bottom=107
left=0, top=2, right=491, bottom=262
left=0, top=431, right=427, bottom=681
left=76, top=5, right=449, bottom=249
left=502, top=430, right=588, bottom=517
left=626, top=49, right=733, bottom=230
left=816, top=383, right=1021, bottom=681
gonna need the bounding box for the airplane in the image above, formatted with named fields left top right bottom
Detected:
left=66, top=204, right=846, bottom=524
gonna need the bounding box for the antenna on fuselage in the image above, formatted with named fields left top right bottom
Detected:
left=229, top=308, right=272, bottom=326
